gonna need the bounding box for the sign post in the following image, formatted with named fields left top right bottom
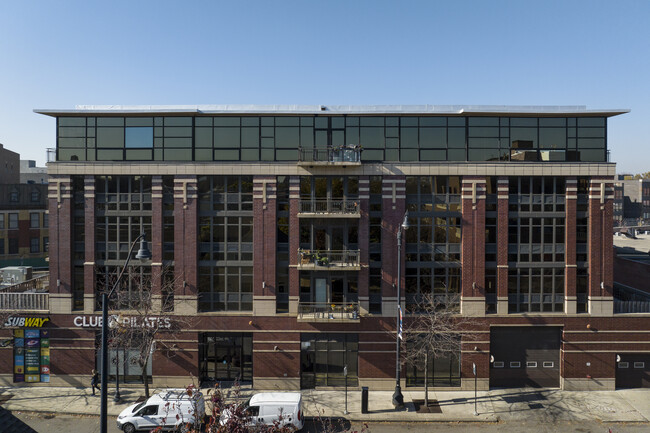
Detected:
left=473, top=362, right=478, bottom=416
left=344, top=364, right=349, bottom=415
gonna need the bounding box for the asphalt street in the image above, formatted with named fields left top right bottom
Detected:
left=11, top=412, right=650, bottom=433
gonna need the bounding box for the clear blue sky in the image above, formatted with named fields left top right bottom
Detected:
left=1, top=0, right=648, bottom=173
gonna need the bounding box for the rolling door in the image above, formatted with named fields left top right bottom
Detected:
left=490, top=327, right=561, bottom=388
left=616, top=354, right=650, bottom=388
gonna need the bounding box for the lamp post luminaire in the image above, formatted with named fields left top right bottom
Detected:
left=392, top=212, right=409, bottom=409
left=100, top=233, right=151, bottom=433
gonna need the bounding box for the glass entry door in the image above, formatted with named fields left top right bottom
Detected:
left=300, top=333, right=358, bottom=388
left=199, top=333, right=252, bottom=384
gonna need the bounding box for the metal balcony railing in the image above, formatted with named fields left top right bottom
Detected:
left=615, top=300, right=650, bottom=314
left=298, top=199, right=360, bottom=216
left=0, top=275, right=49, bottom=293
left=297, top=145, right=362, bottom=165
left=0, top=292, right=49, bottom=311
left=297, top=301, right=360, bottom=321
left=297, top=249, right=360, bottom=269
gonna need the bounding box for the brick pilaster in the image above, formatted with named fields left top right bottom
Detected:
left=48, top=175, right=73, bottom=313
left=151, top=176, right=164, bottom=297
left=174, top=177, right=198, bottom=296
left=496, top=177, right=509, bottom=314
left=588, top=177, right=614, bottom=316
left=601, top=190, right=614, bottom=296
left=253, top=176, right=277, bottom=316
left=461, top=176, right=486, bottom=316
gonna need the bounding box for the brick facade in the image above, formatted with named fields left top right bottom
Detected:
left=7, top=106, right=646, bottom=392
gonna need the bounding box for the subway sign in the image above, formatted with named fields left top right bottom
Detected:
left=4, top=317, right=50, bottom=328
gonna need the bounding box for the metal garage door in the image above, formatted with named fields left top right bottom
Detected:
left=490, top=327, right=561, bottom=388
left=616, top=354, right=650, bottom=388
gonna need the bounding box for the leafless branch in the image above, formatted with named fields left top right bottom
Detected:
left=100, top=265, right=188, bottom=397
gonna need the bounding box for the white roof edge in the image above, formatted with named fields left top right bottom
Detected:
left=249, top=392, right=301, bottom=404
left=33, top=105, right=630, bottom=116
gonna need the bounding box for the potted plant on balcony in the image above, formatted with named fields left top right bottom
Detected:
left=299, top=250, right=313, bottom=265
left=345, top=303, right=358, bottom=319
left=314, top=253, right=329, bottom=267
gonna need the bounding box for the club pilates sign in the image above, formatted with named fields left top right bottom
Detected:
left=73, top=315, right=172, bottom=329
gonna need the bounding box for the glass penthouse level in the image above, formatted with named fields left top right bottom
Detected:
left=44, top=105, right=626, bottom=164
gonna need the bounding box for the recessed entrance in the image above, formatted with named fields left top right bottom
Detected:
left=199, top=333, right=252, bottom=385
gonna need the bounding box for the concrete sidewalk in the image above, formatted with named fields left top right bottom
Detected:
left=1, top=385, right=649, bottom=424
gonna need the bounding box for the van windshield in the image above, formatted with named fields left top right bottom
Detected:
left=132, top=402, right=146, bottom=414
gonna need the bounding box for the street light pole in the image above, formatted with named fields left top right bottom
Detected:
left=100, top=233, right=151, bottom=433
left=392, top=212, right=409, bottom=410
left=114, top=348, right=121, bottom=402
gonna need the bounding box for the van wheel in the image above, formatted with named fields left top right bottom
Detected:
left=123, top=423, right=136, bottom=433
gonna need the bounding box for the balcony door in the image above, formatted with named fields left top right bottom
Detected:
left=300, top=274, right=358, bottom=305
left=309, top=224, right=352, bottom=251
left=315, top=278, right=327, bottom=304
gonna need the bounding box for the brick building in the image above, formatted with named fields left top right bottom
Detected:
left=2, top=104, right=648, bottom=391
left=614, top=176, right=650, bottom=225
left=0, top=143, right=20, bottom=185
left=0, top=184, right=49, bottom=269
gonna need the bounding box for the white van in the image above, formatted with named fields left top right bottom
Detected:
left=117, top=388, right=205, bottom=433
left=221, top=392, right=304, bottom=431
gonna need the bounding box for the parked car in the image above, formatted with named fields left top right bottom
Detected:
left=220, top=392, right=304, bottom=431
left=116, top=388, right=205, bottom=433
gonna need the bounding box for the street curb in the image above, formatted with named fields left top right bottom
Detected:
left=6, top=408, right=650, bottom=425
left=4, top=407, right=501, bottom=423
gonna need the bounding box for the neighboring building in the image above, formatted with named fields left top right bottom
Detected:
left=0, top=184, right=49, bottom=268
left=20, top=160, right=48, bottom=185
left=0, top=143, right=20, bottom=184
left=614, top=176, right=650, bottom=225
left=0, top=145, right=49, bottom=269
left=612, top=232, right=650, bottom=389
left=4, top=104, right=648, bottom=391
left=613, top=232, right=650, bottom=304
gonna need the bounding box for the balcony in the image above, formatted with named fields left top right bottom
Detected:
left=297, top=145, right=362, bottom=166
left=297, top=301, right=360, bottom=322
left=0, top=292, right=49, bottom=312
left=0, top=274, right=50, bottom=312
left=298, top=200, right=360, bottom=218
left=297, top=249, right=360, bottom=271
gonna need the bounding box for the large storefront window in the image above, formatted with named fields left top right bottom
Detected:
left=96, top=347, right=153, bottom=383
left=199, top=333, right=252, bottom=384
left=300, top=333, right=358, bottom=388
left=405, top=350, right=460, bottom=387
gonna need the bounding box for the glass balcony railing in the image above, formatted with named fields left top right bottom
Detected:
left=298, top=145, right=362, bottom=165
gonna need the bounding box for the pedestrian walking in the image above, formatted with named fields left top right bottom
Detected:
left=91, top=369, right=100, bottom=395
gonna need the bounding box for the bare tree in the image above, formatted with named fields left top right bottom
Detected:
left=102, top=265, right=186, bottom=398
left=400, top=293, right=478, bottom=408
